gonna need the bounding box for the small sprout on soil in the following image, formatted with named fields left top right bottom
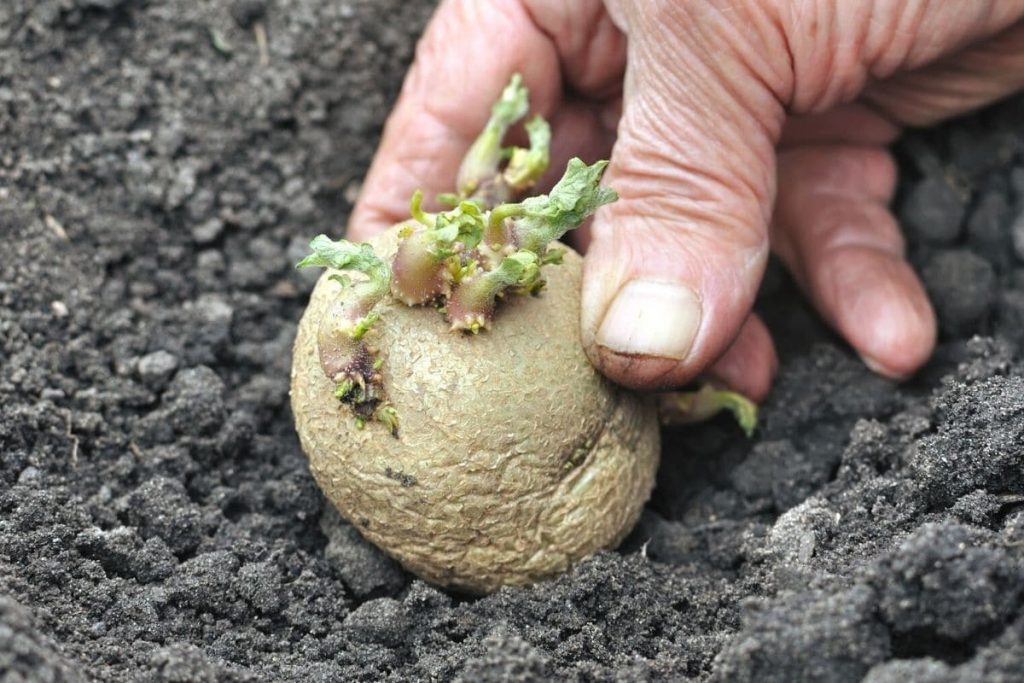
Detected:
left=208, top=27, right=234, bottom=57
left=662, top=384, right=759, bottom=437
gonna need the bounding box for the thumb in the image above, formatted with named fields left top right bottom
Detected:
left=582, top=3, right=784, bottom=390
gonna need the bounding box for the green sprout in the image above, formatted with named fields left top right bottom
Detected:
left=408, top=190, right=435, bottom=228
left=297, top=235, right=391, bottom=309
left=297, top=235, right=396, bottom=436
left=457, top=74, right=530, bottom=200
left=506, top=158, right=618, bottom=253
left=391, top=199, right=488, bottom=305
left=666, top=385, right=759, bottom=437
left=503, top=115, right=551, bottom=191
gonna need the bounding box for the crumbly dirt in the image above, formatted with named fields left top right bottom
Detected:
left=2, top=1, right=1023, bottom=681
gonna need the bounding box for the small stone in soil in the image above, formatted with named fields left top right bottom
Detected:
left=997, top=289, right=1024, bottom=348
left=966, top=190, right=1010, bottom=251
left=343, top=597, right=410, bottom=646
left=1011, top=207, right=1024, bottom=263
left=899, top=175, right=967, bottom=245
left=921, top=249, right=997, bottom=337
left=137, top=350, right=180, bottom=388
left=190, top=218, right=224, bottom=245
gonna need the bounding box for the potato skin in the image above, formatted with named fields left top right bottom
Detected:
left=290, top=226, right=660, bottom=593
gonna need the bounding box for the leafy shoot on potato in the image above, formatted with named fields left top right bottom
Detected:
left=456, top=73, right=551, bottom=204
left=298, top=74, right=758, bottom=438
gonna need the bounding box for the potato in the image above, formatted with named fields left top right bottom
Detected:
left=290, top=226, right=660, bottom=593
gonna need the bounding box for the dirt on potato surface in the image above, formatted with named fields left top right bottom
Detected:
left=2, top=1, right=1024, bottom=681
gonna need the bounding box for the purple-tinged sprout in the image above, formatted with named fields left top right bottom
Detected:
left=297, top=235, right=398, bottom=436
left=316, top=299, right=379, bottom=384
left=391, top=241, right=450, bottom=304
left=391, top=227, right=452, bottom=306
left=391, top=193, right=488, bottom=305
left=446, top=251, right=539, bottom=333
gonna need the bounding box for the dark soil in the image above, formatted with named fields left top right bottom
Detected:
left=2, top=1, right=1024, bottom=681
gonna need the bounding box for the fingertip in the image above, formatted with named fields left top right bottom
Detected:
left=774, top=159, right=935, bottom=382
left=580, top=210, right=769, bottom=393
left=586, top=346, right=685, bottom=391
left=829, top=248, right=937, bottom=380
left=586, top=311, right=778, bottom=400
left=576, top=231, right=684, bottom=390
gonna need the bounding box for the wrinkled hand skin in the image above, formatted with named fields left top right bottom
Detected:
left=348, top=0, right=1024, bottom=397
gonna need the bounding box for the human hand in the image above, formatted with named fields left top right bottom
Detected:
left=347, top=0, right=1024, bottom=399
